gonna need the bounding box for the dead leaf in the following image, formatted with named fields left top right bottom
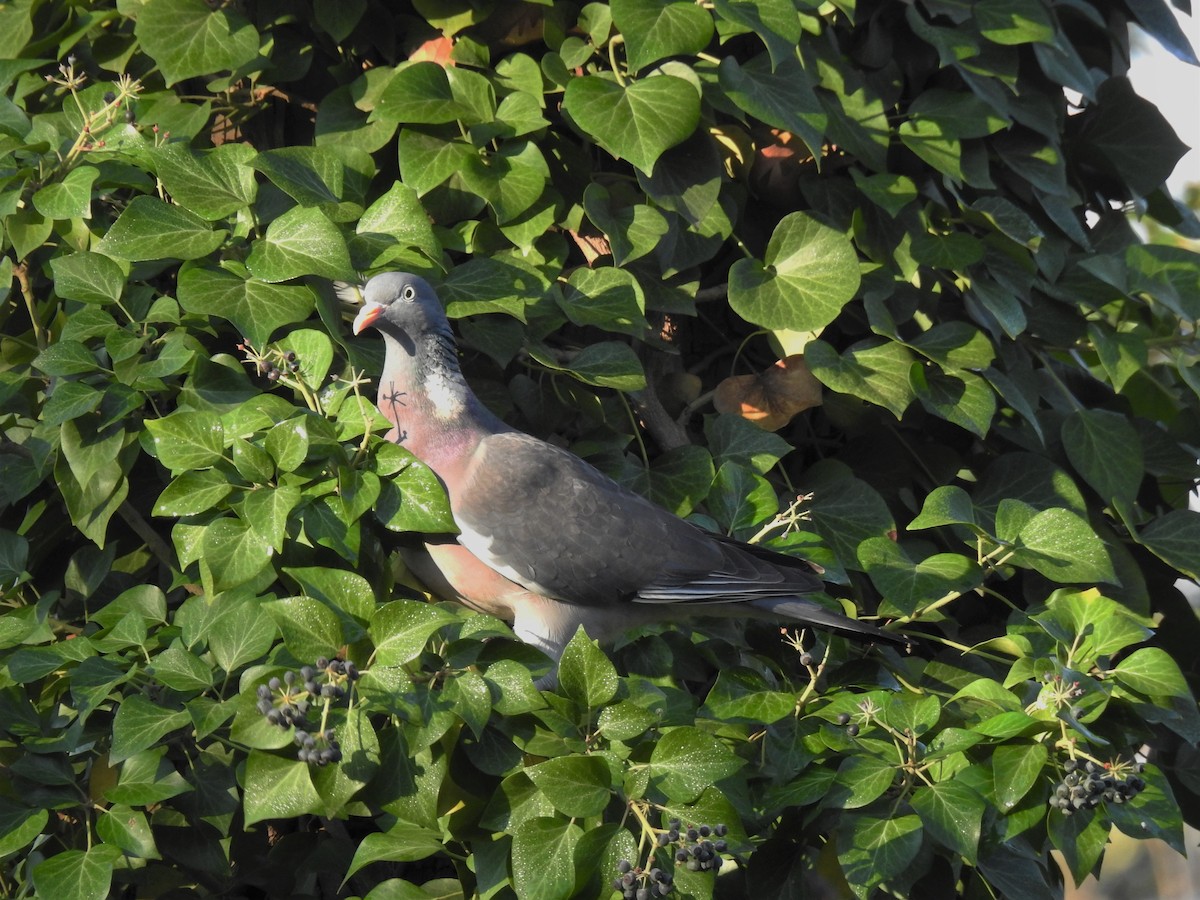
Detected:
left=409, top=36, right=454, bottom=65
left=713, top=354, right=822, bottom=430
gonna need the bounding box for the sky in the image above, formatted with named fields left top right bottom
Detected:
left=1128, top=5, right=1200, bottom=195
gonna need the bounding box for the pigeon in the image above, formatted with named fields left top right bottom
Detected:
left=349, top=272, right=909, bottom=672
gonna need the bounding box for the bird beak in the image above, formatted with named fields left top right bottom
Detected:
left=352, top=301, right=385, bottom=335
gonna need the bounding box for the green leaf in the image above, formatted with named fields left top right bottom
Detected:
left=96, top=804, right=159, bottom=859
left=33, top=340, right=101, bottom=377
left=242, top=751, right=323, bottom=825
left=376, top=61, right=473, bottom=125
left=145, top=410, right=224, bottom=471
left=95, top=196, right=226, bottom=261
left=1061, top=408, right=1143, bottom=508
left=136, top=0, right=261, bottom=86
left=374, top=456, right=457, bottom=533
left=582, top=184, right=669, bottom=265
left=460, top=140, right=549, bottom=225
left=49, top=251, right=126, bottom=305
left=0, top=803, right=47, bottom=857
left=251, top=146, right=344, bottom=207
left=860, top=537, right=982, bottom=616
left=178, top=267, right=316, bottom=348
left=911, top=780, right=985, bottom=865
left=558, top=266, right=647, bottom=336
left=728, top=212, right=860, bottom=332
left=1013, top=508, right=1117, bottom=585
left=105, top=747, right=192, bottom=806
left=563, top=74, right=700, bottom=175
left=151, top=644, right=213, bottom=692
left=30, top=846, right=121, bottom=900
left=529, top=341, right=648, bottom=391
left=1139, top=509, right=1200, bottom=579
left=805, top=470, right=895, bottom=570
left=265, top=595, right=345, bottom=663
left=353, top=181, right=440, bottom=264
left=1113, top=647, right=1191, bottom=699
left=110, top=694, right=190, bottom=764
left=703, top=669, right=795, bottom=724
left=155, top=142, right=258, bottom=219
left=974, top=0, right=1055, bottom=45
left=525, top=755, right=612, bottom=817
left=884, top=693, right=942, bottom=739
left=246, top=205, right=354, bottom=283
left=910, top=364, right=996, bottom=437
left=558, top=627, right=619, bottom=708
left=611, top=0, right=715, bottom=73
left=712, top=0, right=802, bottom=69
left=805, top=339, right=916, bottom=419
left=991, top=741, right=1047, bottom=811
left=511, top=817, right=582, bottom=900
left=650, top=726, right=742, bottom=803
left=837, top=812, right=923, bottom=893
left=1074, top=76, right=1188, bottom=196
left=154, top=469, right=233, bottom=517
left=345, top=826, right=445, bottom=881
left=200, top=518, right=274, bottom=593
left=704, top=413, right=793, bottom=474
left=371, top=600, right=457, bottom=665
left=706, top=460, right=778, bottom=538
left=33, top=165, right=98, bottom=219
left=718, top=54, right=825, bottom=159
left=829, top=755, right=897, bottom=809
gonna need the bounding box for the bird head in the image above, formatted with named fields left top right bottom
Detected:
left=350, top=272, right=446, bottom=339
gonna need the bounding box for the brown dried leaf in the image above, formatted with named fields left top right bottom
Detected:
left=713, top=354, right=822, bottom=430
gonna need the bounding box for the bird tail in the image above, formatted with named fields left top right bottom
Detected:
left=750, top=596, right=913, bottom=650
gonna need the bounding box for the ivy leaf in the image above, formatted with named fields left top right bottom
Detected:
left=912, top=781, right=985, bottom=864
left=558, top=627, right=619, bottom=708
left=837, top=812, right=923, bottom=894
left=145, top=410, right=224, bottom=471
left=242, top=751, right=323, bottom=826
left=30, top=846, right=122, bottom=900
left=1139, top=509, right=1200, bottom=579
left=611, top=0, right=714, bottom=73
left=992, top=741, right=1047, bottom=811
left=563, top=74, right=700, bottom=176
left=178, top=267, right=315, bottom=347
left=49, top=252, right=126, bottom=305
left=154, top=143, right=257, bottom=220
left=859, top=537, right=982, bottom=616
left=345, top=826, right=444, bottom=881
left=136, top=0, right=260, bottom=86
left=525, top=756, right=613, bottom=817
left=246, top=205, right=354, bottom=283
left=110, top=695, right=190, bottom=764
left=557, top=266, right=648, bottom=337
left=718, top=54, right=826, bottom=160
left=729, top=212, right=860, bottom=332
left=95, top=196, right=226, bottom=261
left=1113, top=647, right=1191, bottom=700
left=200, top=518, right=274, bottom=593
left=649, top=726, right=743, bottom=802
left=371, top=600, right=457, bottom=665
left=251, top=146, right=344, bottom=208
left=1013, top=508, right=1117, bottom=585
left=807, top=339, right=916, bottom=420
left=33, top=165, right=98, bottom=219
left=1061, top=408, right=1143, bottom=508
left=910, top=363, right=996, bottom=437
left=511, top=818, right=582, bottom=900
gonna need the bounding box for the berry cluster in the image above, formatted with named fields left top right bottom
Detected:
left=665, top=820, right=728, bottom=873
left=612, top=858, right=673, bottom=900
left=294, top=727, right=342, bottom=766
left=834, top=711, right=860, bottom=737
left=1049, top=758, right=1146, bottom=815
left=255, top=657, right=359, bottom=765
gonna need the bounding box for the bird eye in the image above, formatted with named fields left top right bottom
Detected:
left=402, top=285, right=416, bottom=301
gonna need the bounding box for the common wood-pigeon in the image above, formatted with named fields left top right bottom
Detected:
left=350, top=272, right=909, bottom=671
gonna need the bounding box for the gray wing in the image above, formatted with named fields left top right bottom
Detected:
left=452, top=432, right=824, bottom=609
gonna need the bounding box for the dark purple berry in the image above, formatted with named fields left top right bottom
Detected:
left=617, top=859, right=632, bottom=874
left=846, top=723, right=860, bottom=737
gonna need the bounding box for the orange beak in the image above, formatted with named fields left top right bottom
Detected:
left=352, top=301, right=385, bottom=335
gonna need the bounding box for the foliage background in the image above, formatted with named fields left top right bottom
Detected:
left=2, top=0, right=1200, bottom=898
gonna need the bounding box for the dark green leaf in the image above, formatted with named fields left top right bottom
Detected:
left=95, top=196, right=226, bottom=261
left=558, top=627, right=619, bottom=708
